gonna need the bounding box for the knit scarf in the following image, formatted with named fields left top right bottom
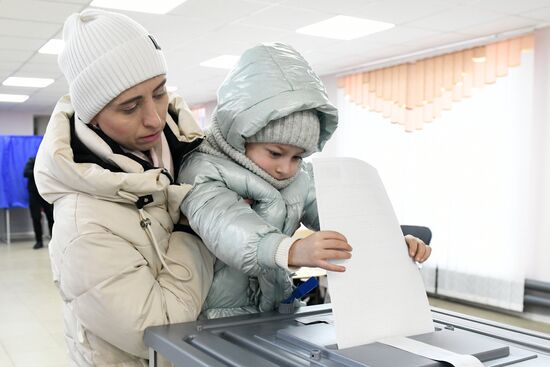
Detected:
left=198, top=117, right=297, bottom=190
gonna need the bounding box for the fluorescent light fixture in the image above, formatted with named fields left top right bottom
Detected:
left=39, top=39, right=64, bottom=55
left=296, top=15, right=394, bottom=40
left=3, top=77, right=54, bottom=88
left=90, top=0, right=188, bottom=14
left=167, top=86, right=178, bottom=92
left=0, top=94, right=29, bottom=103
left=199, top=55, right=240, bottom=69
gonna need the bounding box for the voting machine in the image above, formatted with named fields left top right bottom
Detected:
left=144, top=304, right=550, bottom=366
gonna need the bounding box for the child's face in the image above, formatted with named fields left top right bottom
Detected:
left=245, top=143, right=304, bottom=180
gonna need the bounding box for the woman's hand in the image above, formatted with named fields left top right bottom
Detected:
left=288, top=231, right=352, bottom=272
left=405, top=234, right=431, bottom=263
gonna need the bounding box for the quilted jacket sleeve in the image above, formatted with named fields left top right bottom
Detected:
left=180, top=157, right=288, bottom=276
left=61, top=230, right=214, bottom=359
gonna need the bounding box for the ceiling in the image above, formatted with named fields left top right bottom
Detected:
left=1, top=0, right=550, bottom=114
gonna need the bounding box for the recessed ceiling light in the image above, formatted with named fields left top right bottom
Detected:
left=39, top=39, right=64, bottom=55
left=3, top=77, right=54, bottom=88
left=90, top=0, right=188, bottom=14
left=0, top=94, right=29, bottom=103
left=199, top=55, right=240, bottom=69
left=167, top=86, right=178, bottom=92
left=296, top=15, right=394, bottom=40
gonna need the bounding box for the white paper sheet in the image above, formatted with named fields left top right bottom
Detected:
left=380, top=336, right=484, bottom=367
left=312, top=157, right=434, bottom=349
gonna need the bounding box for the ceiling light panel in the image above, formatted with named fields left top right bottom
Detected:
left=90, top=0, right=188, bottom=15
left=199, top=55, right=240, bottom=69
left=3, top=77, right=54, bottom=88
left=0, top=94, right=29, bottom=103
left=39, top=39, right=65, bottom=55
left=296, top=15, right=395, bottom=40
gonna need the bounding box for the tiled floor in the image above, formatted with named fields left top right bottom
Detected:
left=0, top=240, right=69, bottom=367
left=1, top=240, right=549, bottom=367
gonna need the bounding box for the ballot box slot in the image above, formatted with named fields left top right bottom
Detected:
left=219, top=322, right=351, bottom=366
left=185, top=331, right=279, bottom=367
left=216, top=329, right=310, bottom=367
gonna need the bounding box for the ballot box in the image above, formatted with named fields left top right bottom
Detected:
left=144, top=304, right=550, bottom=367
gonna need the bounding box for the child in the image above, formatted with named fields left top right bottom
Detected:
left=178, top=43, right=430, bottom=319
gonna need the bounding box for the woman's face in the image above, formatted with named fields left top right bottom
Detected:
left=91, top=75, right=169, bottom=151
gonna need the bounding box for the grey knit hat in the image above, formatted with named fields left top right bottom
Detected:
left=247, top=110, right=320, bottom=157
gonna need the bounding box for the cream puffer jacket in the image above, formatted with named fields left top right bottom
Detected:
left=34, top=94, right=215, bottom=366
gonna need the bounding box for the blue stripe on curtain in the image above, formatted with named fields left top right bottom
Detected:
left=0, top=136, right=43, bottom=208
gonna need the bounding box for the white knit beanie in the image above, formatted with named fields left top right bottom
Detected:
left=247, top=110, right=320, bottom=157
left=58, top=9, right=167, bottom=124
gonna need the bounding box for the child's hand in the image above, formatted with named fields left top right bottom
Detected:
left=288, top=231, right=352, bottom=272
left=405, top=234, right=431, bottom=263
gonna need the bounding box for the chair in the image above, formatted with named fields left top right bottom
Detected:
left=400, top=225, right=432, bottom=245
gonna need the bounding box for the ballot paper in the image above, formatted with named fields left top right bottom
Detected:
left=379, top=336, right=484, bottom=367
left=312, top=157, right=434, bottom=349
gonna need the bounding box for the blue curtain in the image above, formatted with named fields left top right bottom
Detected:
left=0, top=136, right=43, bottom=208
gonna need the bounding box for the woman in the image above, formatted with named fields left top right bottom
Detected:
left=34, top=9, right=214, bottom=366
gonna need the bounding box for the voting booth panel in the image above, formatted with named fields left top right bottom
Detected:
left=144, top=304, right=550, bottom=367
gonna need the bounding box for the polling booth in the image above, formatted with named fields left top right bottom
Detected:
left=0, top=135, right=43, bottom=244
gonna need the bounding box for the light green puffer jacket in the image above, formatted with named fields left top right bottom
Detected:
left=178, top=43, right=338, bottom=318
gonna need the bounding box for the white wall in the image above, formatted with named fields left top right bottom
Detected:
left=319, top=74, right=340, bottom=158
left=34, top=115, right=50, bottom=136
left=321, top=74, right=338, bottom=106
left=530, top=27, right=550, bottom=283
left=201, top=100, right=217, bottom=128
left=0, top=111, right=34, bottom=135
left=203, top=100, right=216, bottom=123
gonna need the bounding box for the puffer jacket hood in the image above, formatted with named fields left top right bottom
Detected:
left=215, top=42, right=338, bottom=153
